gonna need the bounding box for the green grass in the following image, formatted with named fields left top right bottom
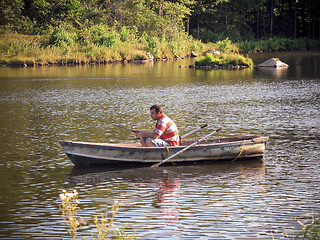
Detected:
left=195, top=52, right=253, bottom=68
left=2, top=29, right=318, bottom=67
left=239, top=37, right=320, bottom=53
left=0, top=27, right=206, bottom=66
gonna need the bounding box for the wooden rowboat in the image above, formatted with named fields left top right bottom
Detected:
left=59, top=135, right=268, bottom=167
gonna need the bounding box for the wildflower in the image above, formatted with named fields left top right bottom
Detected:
left=59, top=193, right=67, bottom=201
left=72, top=189, right=78, bottom=197
left=66, top=192, right=73, bottom=198
left=59, top=191, right=135, bottom=239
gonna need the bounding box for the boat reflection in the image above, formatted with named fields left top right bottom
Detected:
left=64, top=159, right=265, bottom=226
left=64, top=159, right=266, bottom=188
left=152, top=174, right=181, bottom=222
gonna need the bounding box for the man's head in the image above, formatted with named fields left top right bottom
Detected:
left=150, top=104, right=163, bottom=120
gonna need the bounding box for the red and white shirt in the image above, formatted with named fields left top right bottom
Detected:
left=153, top=114, right=179, bottom=146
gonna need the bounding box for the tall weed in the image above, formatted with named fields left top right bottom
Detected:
left=59, top=189, right=136, bottom=240
left=296, top=215, right=320, bottom=239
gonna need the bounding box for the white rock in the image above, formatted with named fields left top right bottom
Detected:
left=258, top=58, right=289, bottom=68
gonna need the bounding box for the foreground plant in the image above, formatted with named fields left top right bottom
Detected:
left=297, top=215, right=320, bottom=239
left=59, top=189, right=136, bottom=240
left=59, top=189, right=83, bottom=239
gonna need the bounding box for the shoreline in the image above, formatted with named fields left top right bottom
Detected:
left=2, top=49, right=317, bottom=68
left=0, top=57, right=250, bottom=69
left=1, top=47, right=319, bottom=69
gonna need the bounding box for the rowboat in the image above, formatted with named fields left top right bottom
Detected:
left=59, top=135, right=268, bottom=167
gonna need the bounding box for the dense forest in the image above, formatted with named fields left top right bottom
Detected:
left=1, top=0, right=320, bottom=41
left=1, top=0, right=320, bottom=66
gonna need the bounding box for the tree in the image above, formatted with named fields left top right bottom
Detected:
left=0, top=0, right=25, bottom=30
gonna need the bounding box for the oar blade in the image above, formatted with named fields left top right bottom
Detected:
left=151, top=162, right=160, bottom=168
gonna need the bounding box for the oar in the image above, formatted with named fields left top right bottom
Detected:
left=151, top=127, right=222, bottom=168
left=87, top=115, right=136, bottom=132
left=180, top=124, right=208, bottom=139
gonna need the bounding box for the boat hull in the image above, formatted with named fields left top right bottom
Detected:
left=59, top=136, right=268, bottom=166
left=59, top=135, right=268, bottom=166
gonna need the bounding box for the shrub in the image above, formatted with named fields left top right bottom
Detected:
left=49, top=25, right=77, bottom=47
left=169, top=42, right=178, bottom=56
left=146, top=36, right=160, bottom=58
left=216, top=38, right=233, bottom=52
left=90, top=24, right=119, bottom=47
left=195, top=52, right=253, bottom=67
left=119, top=26, right=129, bottom=42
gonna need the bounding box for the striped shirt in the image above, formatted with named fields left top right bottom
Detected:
left=153, top=114, right=179, bottom=146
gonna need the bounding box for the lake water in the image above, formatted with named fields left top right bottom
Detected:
left=0, top=51, right=319, bottom=239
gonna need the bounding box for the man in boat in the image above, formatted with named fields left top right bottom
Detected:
left=135, top=105, right=179, bottom=147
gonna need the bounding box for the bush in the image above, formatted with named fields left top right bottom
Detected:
left=195, top=52, right=253, bottom=67
left=119, top=26, right=129, bottom=42
left=145, top=35, right=160, bottom=58
left=215, top=38, right=239, bottom=53
left=238, top=38, right=320, bottom=53
left=49, top=25, right=77, bottom=47
left=90, top=24, right=119, bottom=47
left=169, top=42, right=178, bottom=56
left=240, top=40, right=254, bottom=52
left=215, top=38, right=231, bottom=52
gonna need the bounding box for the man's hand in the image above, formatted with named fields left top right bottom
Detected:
left=133, top=130, right=145, bottom=139
left=133, top=130, right=158, bottom=139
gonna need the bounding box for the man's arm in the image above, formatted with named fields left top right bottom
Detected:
left=135, top=130, right=159, bottom=139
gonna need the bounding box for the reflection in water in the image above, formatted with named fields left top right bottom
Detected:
left=65, top=160, right=265, bottom=188
left=153, top=175, right=181, bottom=222
left=64, top=160, right=266, bottom=226
left=238, top=159, right=266, bottom=184
left=64, top=160, right=266, bottom=236
left=256, top=67, right=289, bottom=79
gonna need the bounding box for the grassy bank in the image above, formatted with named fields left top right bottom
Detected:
left=0, top=30, right=252, bottom=69
left=0, top=25, right=208, bottom=66
left=193, top=38, right=253, bottom=69
left=239, top=37, right=320, bottom=53
left=1, top=27, right=320, bottom=68
left=194, top=52, right=253, bottom=69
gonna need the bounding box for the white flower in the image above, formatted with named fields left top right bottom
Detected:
left=73, top=189, right=78, bottom=196
left=59, top=193, right=66, bottom=201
